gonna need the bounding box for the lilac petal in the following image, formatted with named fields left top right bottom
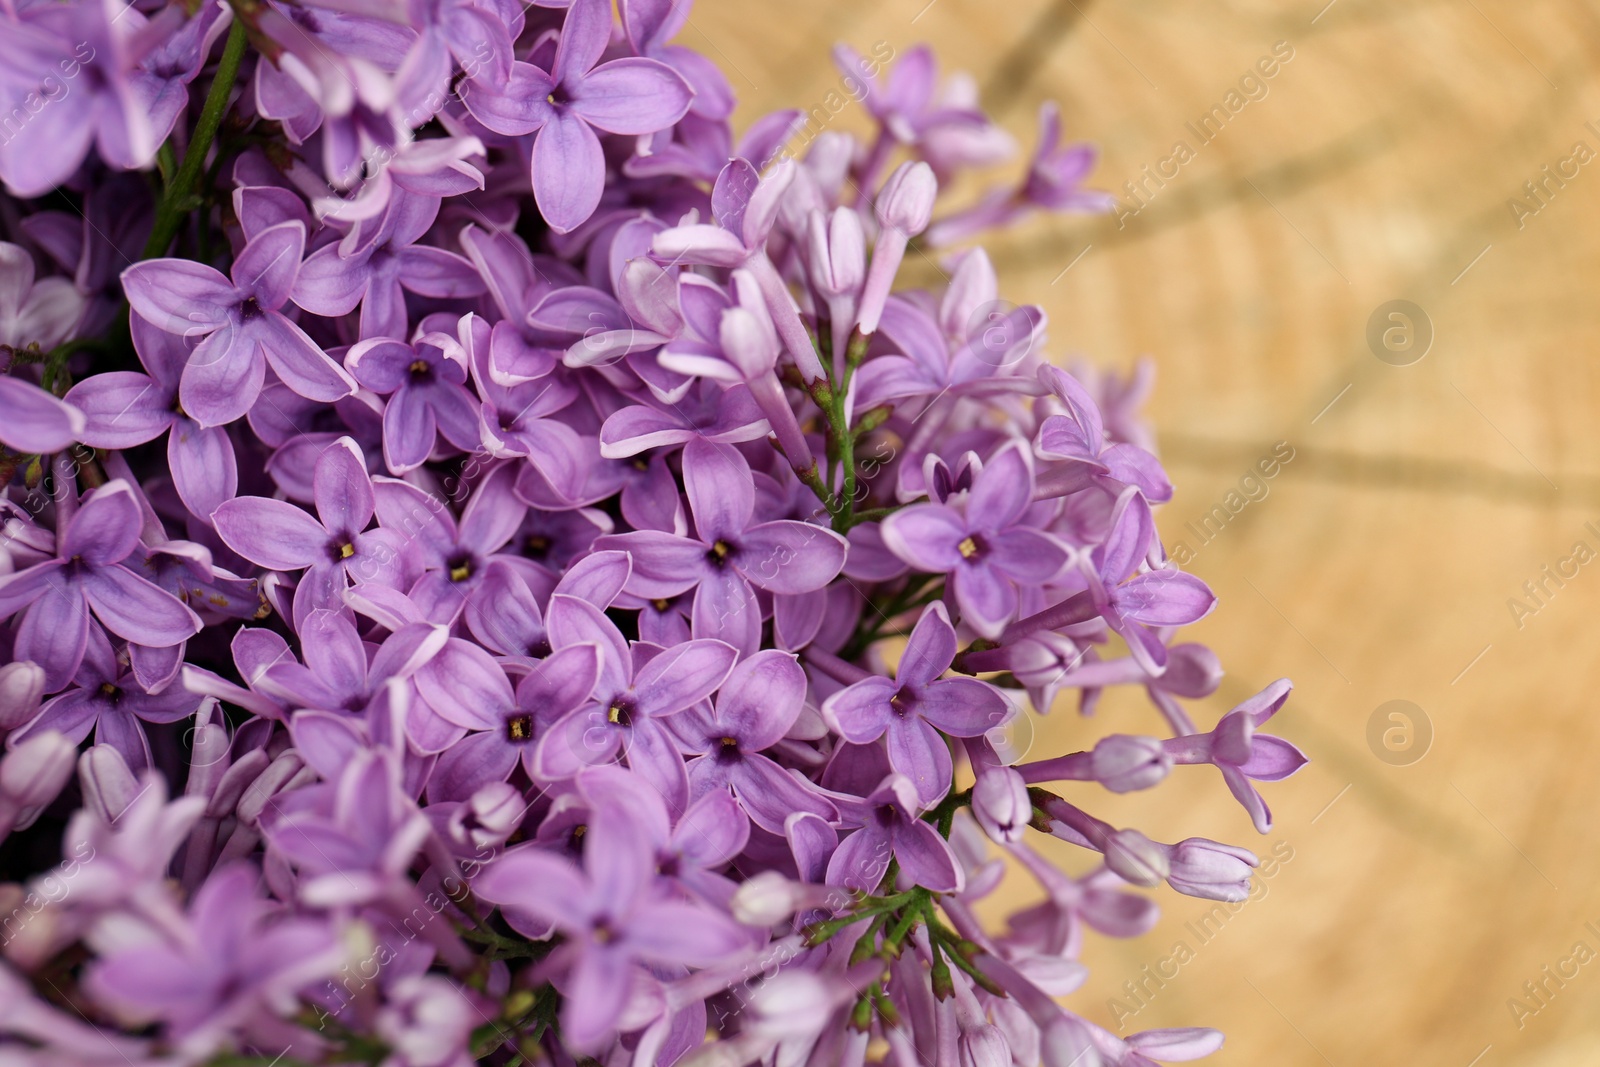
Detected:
left=459, top=464, right=526, bottom=554
left=916, top=678, right=1010, bottom=737
left=83, top=567, right=201, bottom=647
left=64, top=373, right=167, bottom=449
left=121, top=259, right=235, bottom=335
left=596, top=532, right=705, bottom=597
left=1101, top=442, right=1173, bottom=503
left=731, top=754, right=838, bottom=835
left=987, top=527, right=1067, bottom=583
left=382, top=387, right=437, bottom=473
left=531, top=110, right=605, bottom=235
left=691, top=571, right=760, bottom=658
left=297, top=611, right=368, bottom=700
left=256, top=314, right=356, bottom=402
left=555, top=550, right=632, bottom=608
left=682, top=438, right=754, bottom=544
left=824, top=677, right=896, bottom=745
left=880, top=504, right=966, bottom=571
left=632, top=639, right=738, bottom=718
left=533, top=708, right=620, bottom=780
left=736, top=521, right=847, bottom=595
left=15, top=690, right=100, bottom=747
left=472, top=844, right=592, bottom=927
left=885, top=718, right=953, bottom=807
left=651, top=225, right=749, bottom=269
left=373, top=477, right=457, bottom=559
left=397, top=246, right=486, bottom=299
left=969, top=443, right=1033, bottom=531
left=620, top=717, right=690, bottom=814
left=712, top=649, right=806, bottom=751
left=416, top=640, right=513, bottom=730
left=1098, top=486, right=1156, bottom=585
left=0, top=560, right=60, bottom=617
left=952, top=564, right=1017, bottom=638
left=180, top=321, right=265, bottom=427
left=1237, top=737, right=1309, bottom=782
left=570, top=58, right=693, bottom=135
left=673, top=790, right=748, bottom=868
left=825, top=824, right=892, bottom=892
left=313, top=437, right=375, bottom=534
left=553, top=0, right=612, bottom=81
left=627, top=899, right=747, bottom=964
left=897, top=602, right=957, bottom=688
left=430, top=732, right=518, bottom=801
left=460, top=62, right=555, bottom=137
left=563, top=947, right=633, bottom=1050
left=892, top=819, right=962, bottom=893
left=231, top=221, right=305, bottom=309
left=212, top=497, right=330, bottom=570
left=291, top=244, right=371, bottom=316
left=1113, top=571, right=1216, bottom=627
left=516, top=642, right=601, bottom=719
left=169, top=421, right=238, bottom=521
left=62, top=482, right=142, bottom=565
left=545, top=595, right=631, bottom=695
left=16, top=584, right=90, bottom=692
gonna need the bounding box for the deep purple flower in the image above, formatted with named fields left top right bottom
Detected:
left=122, top=222, right=356, bottom=426
left=11, top=629, right=202, bottom=772
left=346, top=328, right=481, bottom=473
left=0, top=480, right=201, bottom=691
left=824, top=603, right=1010, bottom=806
left=1161, top=678, right=1306, bottom=832
left=459, top=0, right=694, bottom=232
left=66, top=316, right=238, bottom=520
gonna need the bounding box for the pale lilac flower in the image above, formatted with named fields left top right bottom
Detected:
left=122, top=222, right=356, bottom=426
left=826, top=773, right=962, bottom=893
left=0, top=480, right=201, bottom=691
left=459, top=0, right=694, bottom=232
left=824, top=602, right=1009, bottom=806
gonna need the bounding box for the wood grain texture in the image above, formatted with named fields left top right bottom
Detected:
left=689, top=0, right=1600, bottom=1063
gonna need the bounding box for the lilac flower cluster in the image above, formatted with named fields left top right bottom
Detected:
left=0, top=1, right=1307, bottom=1064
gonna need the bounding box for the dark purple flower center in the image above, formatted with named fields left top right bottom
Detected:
left=327, top=536, right=357, bottom=562
left=607, top=698, right=636, bottom=727
left=650, top=598, right=672, bottom=613
left=706, top=539, right=736, bottom=568
left=591, top=916, right=617, bottom=943
left=446, top=551, right=475, bottom=582
left=408, top=358, right=433, bottom=382
left=657, top=852, right=681, bottom=877
left=714, top=735, right=742, bottom=764
left=98, top=681, right=123, bottom=706
left=523, top=534, right=551, bottom=560
left=889, top=687, right=917, bottom=718
left=238, top=296, right=264, bottom=322
left=956, top=532, right=988, bottom=561
left=505, top=713, right=534, bottom=743
left=873, top=803, right=903, bottom=830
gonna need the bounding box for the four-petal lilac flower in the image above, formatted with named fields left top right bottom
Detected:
left=122, top=221, right=356, bottom=426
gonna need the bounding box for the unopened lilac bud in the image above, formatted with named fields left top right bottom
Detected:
left=1165, top=838, right=1257, bottom=902
left=0, top=731, right=74, bottom=833
left=236, top=752, right=310, bottom=828
left=183, top=702, right=232, bottom=802
left=1160, top=643, right=1223, bottom=698
left=78, top=745, right=141, bottom=824
left=960, top=1023, right=1011, bottom=1067
left=451, top=781, right=524, bottom=852
left=972, top=766, right=1030, bottom=844
left=1090, top=735, right=1171, bottom=793
left=875, top=161, right=937, bottom=236
left=1101, top=829, right=1169, bottom=887
left=750, top=971, right=838, bottom=1037
left=0, top=661, right=45, bottom=730
left=808, top=207, right=866, bottom=298
left=731, top=870, right=813, bottom=926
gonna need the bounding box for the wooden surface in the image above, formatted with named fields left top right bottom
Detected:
left=693, top=1, right=1600, bottom=1063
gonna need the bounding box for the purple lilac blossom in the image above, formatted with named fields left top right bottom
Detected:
left=0, top=3, right=1304, bottom=1064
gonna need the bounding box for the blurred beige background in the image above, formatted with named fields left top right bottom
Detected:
left=696, top=1, right=1600, bottom=1063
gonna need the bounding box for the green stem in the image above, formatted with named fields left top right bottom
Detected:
left=143, top=17, right=248, bottom=260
